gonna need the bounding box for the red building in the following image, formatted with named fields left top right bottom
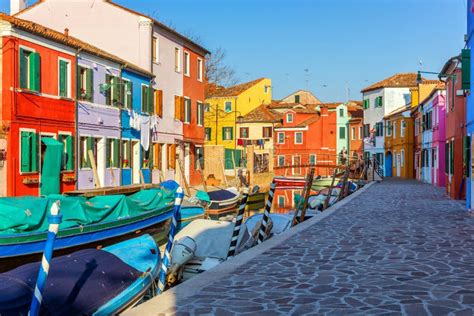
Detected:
left=271, top=103, right=337, bottom=211
left=348, top=102, right=364, bottom=159
left=440, top=57, right=467, bottom=200
left=183, top=45, right=208, bottom=186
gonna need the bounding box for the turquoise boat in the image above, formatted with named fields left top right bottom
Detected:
left=178, top=202, right=207, bottom=231
left=0, top=234, right=160, bottom=315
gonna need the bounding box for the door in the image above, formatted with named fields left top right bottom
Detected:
left=385, top=152, right=392, bottom=177
left=40, top=137, right=62, bottom=195
left=396, top=154, right=401, bottom=177
left=132, top=140, right=140, bottom=184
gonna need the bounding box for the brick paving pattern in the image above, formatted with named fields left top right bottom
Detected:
left=169, top=180, right=474, bottom=315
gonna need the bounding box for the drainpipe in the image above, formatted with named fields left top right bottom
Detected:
left=215, top=102, right=218, bottom=145
left=74, top=48, right=83, bottom=190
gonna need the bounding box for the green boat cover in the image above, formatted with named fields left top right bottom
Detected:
left=0, top=188, right=175, bottom=235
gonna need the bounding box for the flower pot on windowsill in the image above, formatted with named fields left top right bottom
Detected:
left=22, top=177, right=39, bottom=185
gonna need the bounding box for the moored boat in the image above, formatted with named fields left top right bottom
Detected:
left=178, top=202, right=207, bottom=231
left=274, top=176, right=306, bottom=189
left=0, top=234, right=160, bottom=315
left=205, top=187, right=240, bottom=217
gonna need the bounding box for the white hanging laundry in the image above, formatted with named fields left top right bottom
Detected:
left=129, top=110, right=134, bottom=129
left=141, top=115, right=150, bottom=151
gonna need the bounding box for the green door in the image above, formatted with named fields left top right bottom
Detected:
left=40, top=137, right=63, bottom=196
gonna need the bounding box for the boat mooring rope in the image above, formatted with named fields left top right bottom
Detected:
left=29, top=201, right=62, bottom=316
left=258, top=181, right=276, bottom=244
left=227, top=187, right=250, bottom=258
left=156, top=187, right=184, bottom=295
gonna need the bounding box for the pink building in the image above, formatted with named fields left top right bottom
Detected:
left=420, top=84, right=446, bottom=187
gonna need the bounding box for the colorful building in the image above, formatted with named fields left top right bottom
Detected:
left=361, top=73, right=419, bottom=176
left=440, top=57, right=467, bottom=200
left=384, top=106, right=414, bottom=178
left=419, top=84, right=446, bottom=187
left=280, top=90, right=321, bottom=104
left=204, top=78, right=272, bottom=171
left=347, top=102, right=364, bottom=159
left=15, top=0, right=209, bottom=187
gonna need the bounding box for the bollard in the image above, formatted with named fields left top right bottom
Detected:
left=156, top=187, right=184, bottom=295
left=227, top=187, right=250, bottom=258
left=29, top=201, right=62, bottom=316
left=257, top=181, right=276, bottom=244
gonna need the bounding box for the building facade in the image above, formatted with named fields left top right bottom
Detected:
left=347, top=103, right=364, bottom=159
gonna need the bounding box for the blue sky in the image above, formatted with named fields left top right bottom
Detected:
left=1, top=0, right=467, bottom=101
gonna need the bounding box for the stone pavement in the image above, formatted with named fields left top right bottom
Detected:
left=128, top=179, right=474, bottom=315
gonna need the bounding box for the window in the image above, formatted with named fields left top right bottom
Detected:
left=363, top=124, right=370, bottom=138
left=204, top=103, right=210, bottom=112
left=264, top=86, right=269, bottom=94
left=58, top=134, right=74, bottom=171
left=106, top=138, right=120, bottom=168
left=375, top=122, right=384, bottom=137
left=292, top=156, right=301, bottom=175
left=174, top=47, right=181, bottom=72
left=386, top=121, right=392, bottom=137
left=423, top=111, right=433, bottom=131
left=277, top=132, right=285, bottom=144
left=184, top=98, right=191, bottom=123
left=309, top=154, right=317, bottom=165
left=58, top=59, right=71, bottom=98
left=363, top=99, right=369, bottom=109
left=393, top=121, right=397, bottom=138
left=295, top=132, right=303, bottom=144
left=141, top=146, right=153, bottom=169
left=79, top=136, right=96, bottom=169
left=225, top=101, right=232, bottom=112
left=20, top=130, right=39, bottom=173
left=339, top=108, right=344, bottom=117
left=278, top=196, right=285, bottom=208
left=222, top=127, right=233, bottom=140
left=197, top=58, right=203, bottom=81
left=123, top=79, right=132, bottom=109
left=401, top=120, right=406, bottom=137
left=375, top=96, right=383, bottom=107
left=105, top=75, right=120, bottom=106
left=263, top=126, right=272, bottom=138
left=278, top=155, right=285, bottom=166
left=339, top=127, right=346, bottom=139
left=19, top=48, right=40, bottom=92
left=451, top=139, right=455, bottom=175
left=152, top=36, right=159, bottom=63
left=78, top=67, right=93, bottom=102
left=205, top=127, right=212, bottom=141
left=240, top=127, right=249, bottom=138
left=184, top=52, right=190, bottom=76
left=294, top=95, right=300, bottom=103
left=195, top=147, right=204, bottom=170
left=141, top=84, right=154, bottom=114
left=351, top=127, right=356, bottom=140
left=359, top=126, right=363, bottom=140
left=168, top=144, right=176, bottom=169
left=121, top=140, right=131, bottom=168
left=415, top=118, right=419, bottom=136
left=375, top=153, right=384, bottom=166
left=286, top=113, right=294, bottom=123
left=197, top=102, right=204, bottom=126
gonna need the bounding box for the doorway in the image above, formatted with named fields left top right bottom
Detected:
left=132, top=140, right=140, bottom=184
left=385, top=152, right=393, bottom=177
left=396, top=154, right=401, bottom=177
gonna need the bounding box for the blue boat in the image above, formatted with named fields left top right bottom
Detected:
left=178, top=203, right=206, bottom=231
left=0, top=234, right=160, bottom=315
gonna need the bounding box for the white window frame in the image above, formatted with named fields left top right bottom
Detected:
left=309, top=154, right=317, bottom=165
left=58, top=57, right=72, bottom=98
left=277, top=132, right=285, bottom=144
left=277, top=195, right=285, bottom=208
left=401, top=149, right=405, bottom=168
left=386, top=121, right=392, bottom=137
left=351, top=127, right=356, bottom=140
left=174, top=47, right=181, bottom=72
left=197, top=58, right=203, bottom=82
left=401, top=120, right=406, bottom=137
left=224, top=101, right=232, bottom=113
left=122, top=78, right=132, bottom=109
left=286, top=113, right=294, bottom=123
left=223, top=127, right=232, bottom=141
left=197, top=101, right=203, bottom=126
left=393, top=121, right=397, bottom=139
left=295, top=132, right=303, bottom=144
left=184, top=51, right=190, bottom=77
left=292, top=155, right=301, bottom=175
left=152, top=36, right=160, bottom=64
left=184, top=97, right=191, bottom=124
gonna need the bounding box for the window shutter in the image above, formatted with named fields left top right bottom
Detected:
left=86, top=137, right=93, bottom=168
left=19, top=49, right=28, bottom=89
left=59, top=60, right=67, bottom=97
left=111, top=139, right=119, bottom=168
left=30, top=52, right=41, bottom=92
left=66, top=135, right=74, bottom=170
left=148, top=86, right=154, bottom=114
left=31, top=133, right=38, bottom=172
left=450, top=140, right=454, bottom=175
left=141, top=85, right=147, bottom=112
left=174, top=96, right=179, bottom=119
left=445, top=142, right=449, bottom=174
left=106, top=140, right=111, bottom=168
left=230, top=127, right=234, bottom=140
left=464, top=136, right=471, bottom=177
left=157, top=90, right=163, bottom=117
left=86, top=69, right=94, bottom=102
left=21, top=132, right=31, bottom=172
left=112, top=76, right=120, bottom=106
left=169, top=144, right=176, bottom=169
left=119, top=79, right=125, bottom=108
left=462, top=49, right=471, bottom=90
left=180, top=97, right=185, bottom=121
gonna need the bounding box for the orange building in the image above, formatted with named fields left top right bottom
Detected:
left=348, top=102, right=363, bottom=159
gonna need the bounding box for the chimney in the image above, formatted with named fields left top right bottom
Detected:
left=10, top=0, right=27, bottom=15
left=64, top=28, right=69, bottom=37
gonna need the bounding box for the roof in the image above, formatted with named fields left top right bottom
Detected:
left=0, top=13, right=153, bottom=77
left=295, top=115, right=320, bottom=127
left=419, top=82, right=446, bottom=106
left=384, top=105, right=411, bottom=119
left=241, top=105, right=282, bottom=123
left=14, top=0, right=210, bottom=55
left=361, top=73, right=419, bottom=93
left=207, top=78, right=266, bottom=98
left=280, top=89, right=322, bottom=104
left=316, top=102, right=344, bottom=109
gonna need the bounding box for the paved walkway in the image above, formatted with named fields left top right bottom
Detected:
left=129, top=179, right=474, bottom=315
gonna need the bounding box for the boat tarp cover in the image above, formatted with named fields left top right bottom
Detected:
left=0, top=248, right=141, bottom=315
left=40, top=137, right=63, bottom=196
left=0, top=188, right=175, bottom=235
left=174, top=219, right=253, bottom=259
left=206, top=188, right=237, bottom=201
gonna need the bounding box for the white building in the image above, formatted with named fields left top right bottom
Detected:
left=361, top=73, right=417, bottom=176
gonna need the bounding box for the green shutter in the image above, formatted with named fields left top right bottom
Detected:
left=113, top=139, right=120, bottom=168
left=66, top=135, right=74, bottom=170
left=230, top=127, right=233, bottom=140
left=222, top=127, right=225, bottom=140
left=148, top=145, right=154, bottom=170
left=20, top=132, right=31, bottom=172
left=148, top=86, right=154, bottom=114
left=450, top=140, right=455, bottom=175
left=19, top=49, right=28, bottom=89
left=86, top=69, right=94, bottom=102
left=445, top=142, right=449, bottom=174
left=86, top=137, right=93, bottom=168
left=142, top=85, right=147, bottom=112
left=106, top=140, right=111, bottom=168
left=31, top=133, right=38, bottom=172
left=59, top=60, right=67, bottom=97
left=126, top=82, right=132, bottom=109
left=112, top=76, right=120, bottom=106
left=29, top=52, right=41, bottom=92
left=462, top=49, right=471, bottom=90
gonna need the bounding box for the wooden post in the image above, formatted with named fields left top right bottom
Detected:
left=246, top=145, right=254, bottom=186
left=88, top=150, right=101, bottom=188
left=323, top=169, right=337, bottom=211
left=177, top=156, right=191, bottom=196
left=219, top=157, right=229, bottom=187
left=338, top=166, right=350, bottom=201
left=197, top=159, right=207, bottom=192
left=292, top=167, right=315, bottom=226
left=139, top=169, right=145, bottom=184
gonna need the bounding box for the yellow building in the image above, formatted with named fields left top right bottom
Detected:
left=204, top=78, right=272, bottom=169
left=384, top=106, right=414, bottom=179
